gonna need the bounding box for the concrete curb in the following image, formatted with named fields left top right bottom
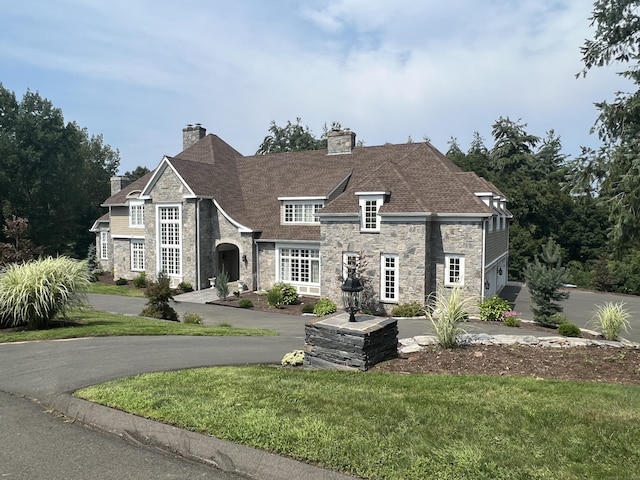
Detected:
left=49, top=393, right=356, bottom=480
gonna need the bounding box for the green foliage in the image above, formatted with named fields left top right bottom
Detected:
left=266, top=287, right=284, bottom=308
left=133, top=272, right=147, bottom=289
left=86, top=243, right=100, bottom=281
left=425, top=286, right=475, bottom=348
left=115, top=277, right=128, bottom=286
left=215, top=268, right=229, bottom=301
left=272, top=282, right=298, bottom=305
left=0, top=256, right=90, bottom=329
left=0, top=85, right=119, bottom=257
left=558, top=322, right=582, bottom=337
left=301, top=302, right=315, bottom=314
left=502, top=314, right=521, bottom=328
left=523, top=238, right=570, bottom=326
left=448, top=117, right=610, bottom=280
left=256, top=117, right=323, bottom=154
left=281, top=350, right=304, bottom=367
left=313, top=298, right=337, bottom=317
left=178, top=281, right=193, bottom=292
left=238, top=298, right=253, bottom=309
left=141, top=272, right=178, bottom=321
left=123, top=165, right=150, bottom=182
left=591, top=302, right=632, bottom=340
left=567, top=1, right=640, bottom=254
left=182, top=311, right=203, bottom=325
left=478, top=296, right=511, bottom=321
left=391, top=301, right=426, bottom=317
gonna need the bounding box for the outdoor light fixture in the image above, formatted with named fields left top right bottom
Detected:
left=498, top=267, right=503, bottom=276
left=242, top=254, right=247, bottom=263
left=341, top=267, right=364, bottom=322
left=485, top=280, right=490, bottom=290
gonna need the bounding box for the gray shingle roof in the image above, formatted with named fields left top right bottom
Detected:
left=100, top=134, right=503, bottom=239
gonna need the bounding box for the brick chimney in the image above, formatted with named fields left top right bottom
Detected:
left=327, top=129, right=356, bottom=155
left=182, top=123, right=207, bottom=150
left=110, top=175, right=130, bottom=196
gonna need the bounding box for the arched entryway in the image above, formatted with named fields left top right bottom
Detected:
left=217, top=243, right=240, bottom=281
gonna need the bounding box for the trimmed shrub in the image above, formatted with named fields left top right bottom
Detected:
left=591, top=302, right=632, bottom=340
left=503, top=316, right=521, bottom=327
left=391, top=301, right=426, bottom=317
left=478, top=296, right=511, bottom=321
left=178, top=281, right=193, bottom=292
left=267, top=287, right=284, bottom=308
left=133, top=272, right=147, bottom=289
left=502, top=310, right=520, bottom=327
left=141, top=272, right=178, bottom=321
left=86, top=244, right=100, bottom=282
left=215, top=268, right=230, bottom=300
left=238, top=298, right=253, bottom=308
left=272, top=282, right=298, bottom=305
left=182, top=311, right=203, bottom=324
left=115, top=277, right=128, bottom=286
left=302, top=302, right=316, bottom=314
left=314, top=298, right=337, bottom=316
left=0, top=256, right=90, bottom=330
left=426, top=285, right=476, bottom=348
left=558, top=322, right=582, bottom=337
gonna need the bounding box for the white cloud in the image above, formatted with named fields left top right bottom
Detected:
left=0, top=0, right=630, bottom=173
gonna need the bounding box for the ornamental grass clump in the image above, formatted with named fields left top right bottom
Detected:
left=425, top=285, right=475, bottom=348
left=0, top=256, right=90, bottom=330
left=591, top=302, right=632, bottom=341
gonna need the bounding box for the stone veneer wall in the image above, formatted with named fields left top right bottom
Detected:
left=198, top=200, right=215, bottom=289
left=320, top=220, right=428, bottom=313
left=257, top=243, right=276, bottom=290
left=112, top=238, right=131, bottom=279
left=211, top=204, right=255, bottom=290
left=430, top=221, right=483, bottom=299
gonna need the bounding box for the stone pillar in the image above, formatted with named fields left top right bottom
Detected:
left=304, top=313, right=398, bottom=371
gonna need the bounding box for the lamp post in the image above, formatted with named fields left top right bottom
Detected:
left=341, top=267, right=364, bottom=322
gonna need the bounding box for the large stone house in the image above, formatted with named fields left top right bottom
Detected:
left=92, top=125, right=510, bottom=311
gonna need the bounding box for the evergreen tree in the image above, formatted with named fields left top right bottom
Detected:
left=523, top=238, right=570, bottom=326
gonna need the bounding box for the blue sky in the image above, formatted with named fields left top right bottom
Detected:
left=1, top=0, right=630, bottom=174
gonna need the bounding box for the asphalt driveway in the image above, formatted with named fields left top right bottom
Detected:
left=501, top=282, right=640, bottom=343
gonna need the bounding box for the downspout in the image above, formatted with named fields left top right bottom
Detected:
left=196, top=198, right=202, bottom=290
left=254, top=238, right=260, bottom=292
left=481, top=218, right=487, bottom=300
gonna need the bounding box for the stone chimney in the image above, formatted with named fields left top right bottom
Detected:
left=327, top=129, right=356, bottom=155
left=110, top=175, right=131, bottom=196
left=182, top=123, right=207, bottom=150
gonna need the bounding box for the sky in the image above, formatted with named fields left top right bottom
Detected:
left=1, top=0, right=631, bottom=175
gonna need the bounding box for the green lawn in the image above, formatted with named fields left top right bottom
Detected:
left=76, top=366, right=640, bottom=480
left=87, top=282, right=146, bottom=297
left=0, top=310, right=276, bottom=343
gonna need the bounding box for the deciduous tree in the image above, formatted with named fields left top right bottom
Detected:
left=0, top=84, right=119, bottom=257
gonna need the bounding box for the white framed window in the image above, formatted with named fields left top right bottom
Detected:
left=279, top=247, right=320, bottom=285
left=100, top=231, right=108, bottom=260
left=131, top=240, right=145, bottom=271
left=342, top=251, right=360, bottom=279
left=283, top=202, right=324, bottom=224
left=129, top=201, right=144, bottom=228
left=445, top=254, right=465, bottom=286
left=357, top=193, right=386, bottom=232
left=380, top=253, right=399, bottom=302
left=158, top=205, right=181, bottom=276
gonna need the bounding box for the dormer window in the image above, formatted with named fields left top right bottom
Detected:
left=279, top=197, right=325, bottom=224
left=356, top=192, right=388, bottom=232
left=129, top=201, right=144, bottom=228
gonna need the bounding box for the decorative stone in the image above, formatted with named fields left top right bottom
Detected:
left=304, top=313, right=398, bottom=371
